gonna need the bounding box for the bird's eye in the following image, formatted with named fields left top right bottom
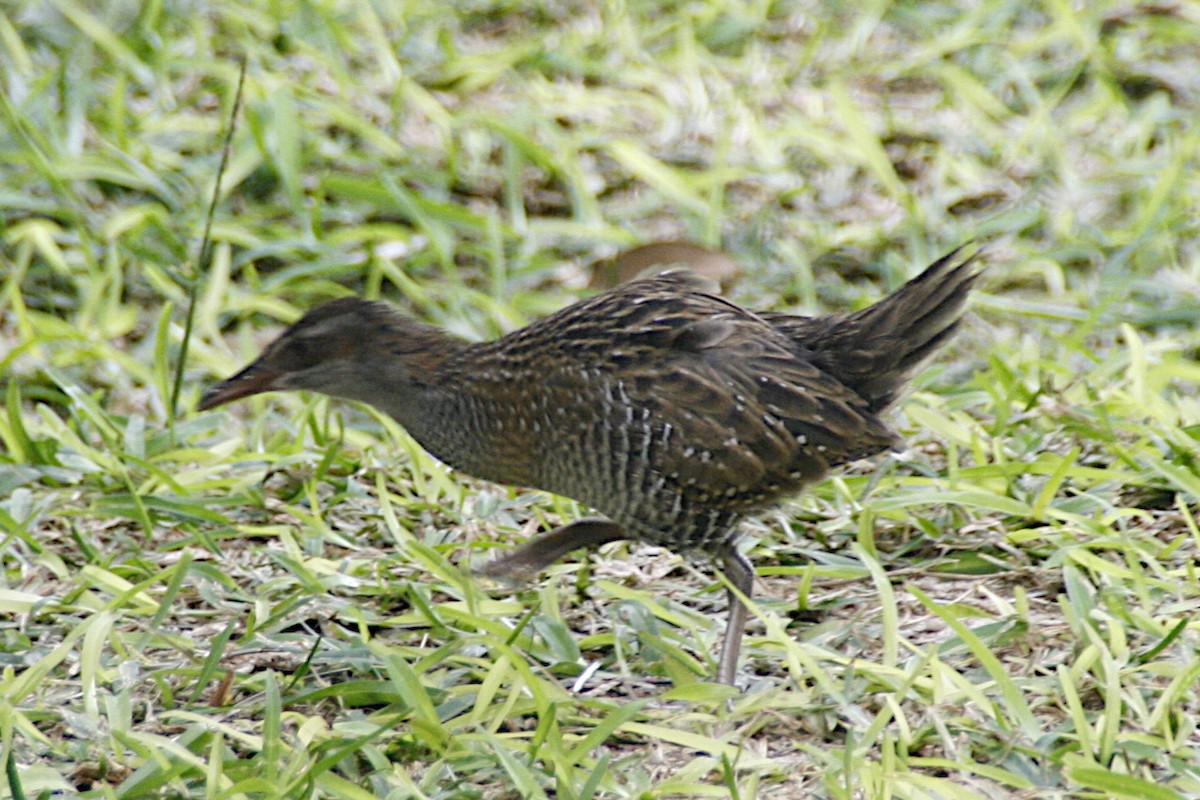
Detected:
left=286, top=339, right=311, bottom=360
left=268, top=337, right=311, bottom=366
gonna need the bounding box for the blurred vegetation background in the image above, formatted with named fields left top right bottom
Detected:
left=2, top=1, right=1198, bottom=798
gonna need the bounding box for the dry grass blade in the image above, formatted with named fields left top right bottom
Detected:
left=169, top=57, right=248, bottom=424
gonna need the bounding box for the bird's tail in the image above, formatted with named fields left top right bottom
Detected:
left=765, top=247, right=980, bottom=413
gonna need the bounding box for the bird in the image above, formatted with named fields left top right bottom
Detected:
left=589, top=240, right=741, bottom=290
left=199, top=246, right=979, bottom=685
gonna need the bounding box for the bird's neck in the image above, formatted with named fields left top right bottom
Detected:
left=337, top=322, right=536, bottom=485
left=344, top=319, right=468, bottom=414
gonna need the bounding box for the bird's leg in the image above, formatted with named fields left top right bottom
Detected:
left=715, top=544, right=755, bottom=685
left=479, top=518, right=627, bottom=581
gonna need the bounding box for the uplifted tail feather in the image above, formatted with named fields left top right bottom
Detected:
left=764, top=247, right=979, bottom=413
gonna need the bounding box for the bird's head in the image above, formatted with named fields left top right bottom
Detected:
left=198, top=297, right=457, bottom=411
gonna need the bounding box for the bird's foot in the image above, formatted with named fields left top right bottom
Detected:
left=478, top=518, right=627, bottom=581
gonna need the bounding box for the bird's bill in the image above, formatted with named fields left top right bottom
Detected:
left=197, top=361, right=283, bottom=410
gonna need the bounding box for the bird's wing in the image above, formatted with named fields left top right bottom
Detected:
left=555, top=282, right=899, bottom=495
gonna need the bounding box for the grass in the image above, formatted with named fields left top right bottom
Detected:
left=3, top=0, right=1200, bottom=797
